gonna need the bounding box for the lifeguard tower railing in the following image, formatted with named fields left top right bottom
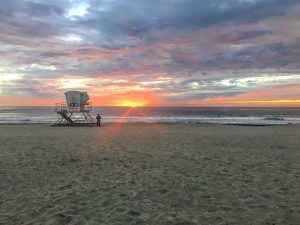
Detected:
left=55, top=102, right=67, bottom=112
left=55, top=102, right=93, bottom=113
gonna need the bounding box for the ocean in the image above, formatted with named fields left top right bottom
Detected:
left=1, top=106, right=300, bottom=125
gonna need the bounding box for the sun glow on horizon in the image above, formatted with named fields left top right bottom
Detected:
left=90, top=91, right=162, bottom=107
left=118, top=100, right=147, bottom=108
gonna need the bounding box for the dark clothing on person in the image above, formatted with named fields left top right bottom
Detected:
left=96, top=114, right=101, bottom=127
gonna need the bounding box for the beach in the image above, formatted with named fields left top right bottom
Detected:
left=0, top=123, right=299, bottom=225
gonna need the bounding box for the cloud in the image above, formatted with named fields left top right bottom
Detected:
left=219, top=30, right=272, bottom=42
left=25, top=1, right=65, bottom=17
left=74, top=0, right=297, bottom=42
left=204, top=41, right=300, bottom=70
left=0, top=0, right=299, bottom=105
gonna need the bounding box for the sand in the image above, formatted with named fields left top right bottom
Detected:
left=0, top=123, right=299, bottom=225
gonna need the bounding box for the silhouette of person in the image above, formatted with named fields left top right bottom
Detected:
left=96, top=114, right=102, bottom=127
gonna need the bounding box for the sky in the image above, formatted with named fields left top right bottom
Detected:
left=0, top=0, right=300, bottom=107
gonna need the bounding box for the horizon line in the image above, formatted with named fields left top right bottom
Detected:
left=1, top=105, right=300, bottom=108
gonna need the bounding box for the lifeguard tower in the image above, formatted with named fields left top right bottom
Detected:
left=54, top=91, right=96, bottom=126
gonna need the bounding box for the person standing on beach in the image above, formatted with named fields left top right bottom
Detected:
left=96, top=114, right=102, bottom=127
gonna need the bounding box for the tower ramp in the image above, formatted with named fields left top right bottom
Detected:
left=57, top=111, right=74, bottom=124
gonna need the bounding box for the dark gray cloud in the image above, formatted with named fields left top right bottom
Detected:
left=25, top=1, right=65, bottom=17
left=204, top=42, right=300, bottom=70
left=219, top=30, right=273, bottom=42
left=76, top=0, right=298, bottom=44
left=0, top=0, right=72, bottom=42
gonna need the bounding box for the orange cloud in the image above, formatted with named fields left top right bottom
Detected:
left=91, top=91, right=162, bottom=106
left=0, top=97, right=60, bottom=106
left=188, top=85, right=300, bottom=106
left=65, top=39, right=179, bottom=62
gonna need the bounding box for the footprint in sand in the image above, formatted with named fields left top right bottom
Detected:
left=174, top=221, right=197, bottom=225
left=115, top=207, right=126, bottom=213
left=59, top=184, right=72, bottom=190
left=119, top=193, right=127, bottom=198
left=101, top=200, right=111, bottom=207
left=53, top=213, right=73, bottom=224
left=158, top=188, right=169, bottom=194
left=127, top=210, right=140, bottom=217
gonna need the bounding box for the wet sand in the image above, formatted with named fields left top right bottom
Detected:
left=0, top=123, right=299, bottom=224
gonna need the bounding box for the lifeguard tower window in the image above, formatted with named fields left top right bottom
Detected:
left=54, top=91, right=96, bottom=126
